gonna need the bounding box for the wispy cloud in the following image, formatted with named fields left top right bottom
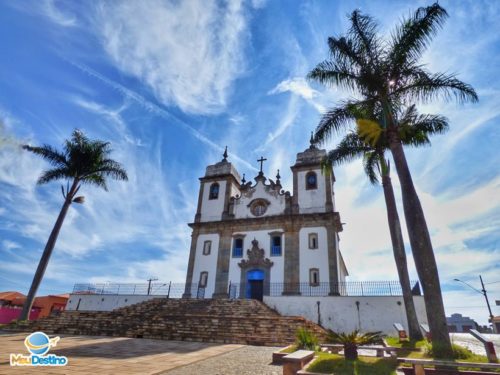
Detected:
left=65, top=59, right=257, bottom=172
left=94, top=0, right=248, bottom=115
left=42, top=0, right=76, bottom=27
left=269, top=77, right=325, bottom=112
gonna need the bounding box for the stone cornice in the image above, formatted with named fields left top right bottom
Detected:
left=199, top=174, right=241, bottom=186
left=188, top=211, right=343, bottom=232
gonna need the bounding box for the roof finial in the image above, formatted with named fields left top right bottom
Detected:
left=241, top=173, right=246, bottom=184
left=309, top=131, right=318, bottom=150
left=222, top=146, right=228, bottom=162
left=276, top=169, right=281, bottom=181
left=257, top=156, right=267, bottom=175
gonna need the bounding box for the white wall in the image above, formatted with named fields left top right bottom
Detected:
left=297, top=169, right=326, bottom=214
left=66, top=294, right=164, bottom=311
left=231, top=182, right=240, bottom=199
left=233, top=181, right=286, bottom=219
left=200, top=180, right=226, bottom=222
left=264, top=296, right=428, bottom=335
left=227, top=229, right=285, bottom=286
left=192, top=233, right=219, bottom=297
left=299, top=227, right=329, bottom=285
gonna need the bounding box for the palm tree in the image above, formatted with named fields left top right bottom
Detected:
left=308, top=4, right=477, bottom=356
left=327, top=330, right=384, bottom=360
left=324, top=104, right=448, bottom=341
left=19, top=129, right=128, bottom=321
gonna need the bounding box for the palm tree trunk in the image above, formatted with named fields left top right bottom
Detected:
left=381, top=170, right=423, bottom=340
left=388, top=138, right=452, bottom=357
left=19, top=179, right=78, bottom=321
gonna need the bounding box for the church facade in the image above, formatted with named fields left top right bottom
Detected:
left=183, top=141, right=348, bottom=300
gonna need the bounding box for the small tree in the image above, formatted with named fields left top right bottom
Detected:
left=19, top=129, right=128, bottom=320
left=327, top=330, right=384, bottom=360
left=295, top=327, right=318, bottom=350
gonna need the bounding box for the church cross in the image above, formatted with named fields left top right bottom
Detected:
left=257, top=156, right=267, bottom=173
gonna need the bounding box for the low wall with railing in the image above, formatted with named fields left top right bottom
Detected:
left=264, top=295, right=427, bottom=335
left=66, top=294, right=165, bottom=312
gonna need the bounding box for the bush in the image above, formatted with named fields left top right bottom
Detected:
left=424, top=342, right=476, bottom=359
left=295, top=327, right=318, bottom=350
left=327, top=330, right=385, bottom=360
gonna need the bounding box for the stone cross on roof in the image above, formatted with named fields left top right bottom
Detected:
left=257, top=156, right=267, bottom=174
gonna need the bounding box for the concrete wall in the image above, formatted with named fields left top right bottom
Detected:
left=264, top=295, right=427, bottom=335
left=192, top=233, right=220, bottom=298
left=298, top=227, right=329, bottom=284
left=66, top=294, right=165, bottom=312
left=200, top=180, right=226, bottom=222
left=297, top=169, right=326, bottom=214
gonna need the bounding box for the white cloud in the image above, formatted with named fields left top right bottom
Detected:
left=269, top=77, right=325, bottom=112
left=95, top=0, right=248, bottom=114
left=2, top=240, right=21, bottom=251
left=42, top=0, right=76, bottom=27
left=251, top=0, right=267, bottom=9
left=66, top=60, right=256, bottom=172
left=259, top=95, right=301, bottom=149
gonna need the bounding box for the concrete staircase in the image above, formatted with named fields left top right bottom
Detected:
left=5, top=298, right=327, bottom=346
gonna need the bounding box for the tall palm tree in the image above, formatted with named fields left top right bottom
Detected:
left=324, top=104, right=448, bottom=340
left=19, top=129, right=128, bottom=320
left=308, top=4, right=477, bottom=356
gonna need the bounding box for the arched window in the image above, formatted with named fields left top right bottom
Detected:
left=309, top=268, right=320, bottom=286
left=305, top=171, right=317, bottom=190
left=308, top=233, right=318, bottom=249
left=203, top=240, right=211, bottom=255
left=209, top=183, right=219, bottom=200
left=199, top=271, right=208, bottom=288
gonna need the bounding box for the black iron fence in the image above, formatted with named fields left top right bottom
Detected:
left=73, top=280, right=419, bottom=299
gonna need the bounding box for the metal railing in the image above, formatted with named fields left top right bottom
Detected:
left=72, top=282, right=205, bottom=299
left=228, top=281, right=420, bottom=299
left=72, top=280, right=419, bottom=299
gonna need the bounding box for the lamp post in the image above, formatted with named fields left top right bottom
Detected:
left=454, top=275, right=496, bottom=333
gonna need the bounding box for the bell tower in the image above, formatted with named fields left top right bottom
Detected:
left=291, top=133, right=335, bottom=214
left=194, top=147, right=241, bottom=223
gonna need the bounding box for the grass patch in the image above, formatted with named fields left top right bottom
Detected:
left=385, top=336, right=426, bottom=350
left=280, top=345, right=298, bottom=353
left=307, top=352, right=399, bottom=375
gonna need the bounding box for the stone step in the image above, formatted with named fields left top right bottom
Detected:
left=6, top=298, right=327, bottom=346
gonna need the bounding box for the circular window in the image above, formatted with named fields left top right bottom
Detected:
left=250, top=200, right=267, bottom=216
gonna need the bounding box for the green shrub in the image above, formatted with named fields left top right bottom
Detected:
left=327, top=330, right=385, bottom=360
left=424, top=342, right=476, bottom=359
left=295, top=327, right=318, bottom=350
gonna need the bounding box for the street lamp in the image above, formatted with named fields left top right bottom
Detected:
left=454, top=275, right=496, bottom=333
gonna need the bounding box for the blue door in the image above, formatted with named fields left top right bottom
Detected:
left=246, top=269, right=265, bottom=300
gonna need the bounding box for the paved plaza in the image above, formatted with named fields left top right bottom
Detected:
left=0, top=332, right=281, bottom=374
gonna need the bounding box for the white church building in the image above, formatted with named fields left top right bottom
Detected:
left=67, top=140, right=428, bottom=334
left=183, top=140, right=348, bottom=300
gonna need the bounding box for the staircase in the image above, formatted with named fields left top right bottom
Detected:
left=5, top=298, right=327, bottom=346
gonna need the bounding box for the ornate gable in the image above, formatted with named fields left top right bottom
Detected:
left=238, top=239, right=273, bottom=270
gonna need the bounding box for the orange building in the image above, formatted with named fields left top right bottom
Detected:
left=0, top=291, right=69, bottom=323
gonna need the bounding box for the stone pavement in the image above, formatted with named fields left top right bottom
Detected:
left=163, top=345, right=281, bottom=375
left=0, top=332, right=244, bottom=374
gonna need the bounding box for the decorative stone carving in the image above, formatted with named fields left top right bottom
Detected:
left=238, top=239, right=273, bottom=270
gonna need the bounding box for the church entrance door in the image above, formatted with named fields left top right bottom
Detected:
left=246, top=269, right=265, bottom=301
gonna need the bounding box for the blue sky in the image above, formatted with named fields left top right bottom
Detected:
left=0, top=0, right=498, bottom=325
